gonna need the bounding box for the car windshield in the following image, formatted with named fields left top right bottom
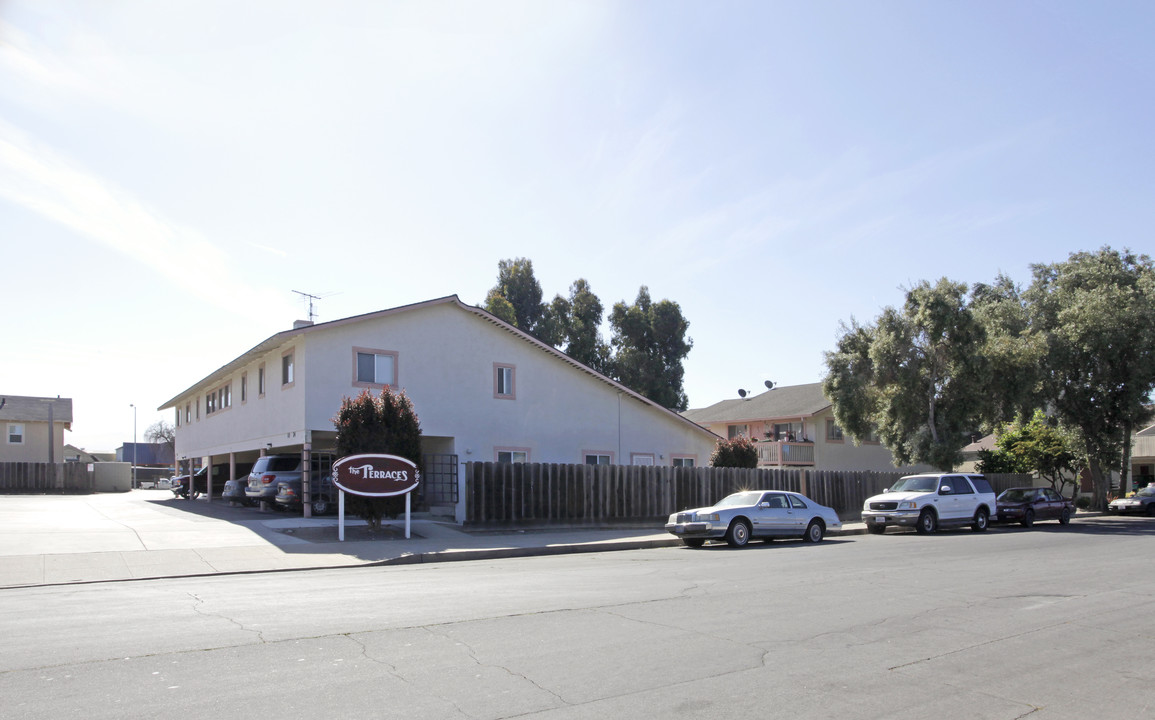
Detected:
left=889, top=476, right=939, bottom=493
left=713, top=492, right=762, bottom=508
left=999, top=489, right=1034, bottom=502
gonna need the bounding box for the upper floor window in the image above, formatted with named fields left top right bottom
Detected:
left=258, top=365, right=266, bottom=396
left=494, top=364, right=515, bottom=399
left=282, top=352, right=295, bottom=386
left=354, top=348, right=398, bottom=387
left=175, top=408, right=181, bottom=428
left=497, top=449, right=528, bottom=463
left=826, top=419, right=844, bottom=442
left=241, top=373, right=248, bottom=403
left=727, top=424, right=748, bottom=439
left=7, top=423, right=24, bottom=444
left=185, top=403, right=191, bottom=424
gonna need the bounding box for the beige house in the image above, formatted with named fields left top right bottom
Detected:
left=683, top=383, right=929, bottom=472
left=0, top=395, right=72, bottom=464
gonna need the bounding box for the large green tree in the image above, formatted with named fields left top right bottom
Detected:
left=484, top=258, right=545, bottom=336
left=978, top=410, right=1082, bottom=499
left=608, top=286, right=693, bottom=411
left=541, top=279, right=611, bottom=373
left=823, top=278, right=997, bottom=470
left=333, top=388, right=423, bottom=530
left=1025, top=247, right=1155, bottom=509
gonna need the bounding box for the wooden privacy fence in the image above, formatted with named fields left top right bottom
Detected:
left=0, top=462, right=95, bottom=493
left=464, top=462, right=1032, bottom=525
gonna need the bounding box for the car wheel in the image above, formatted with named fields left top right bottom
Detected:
left=1021, top=509, right=1035, bottom=528
left=972, top=508, right=989, bottom=532
left=1059, top=507, right=1071, bottom=525
left=804, top=519, right=825, bottom=543
left=311, top=498, right=330, bottom=516
left=682, top=538, right=706, bottom=548
left=725, top=519, right=751, bottom=548
left=916, top=510, right=937, bottom=534
left=866, top=524, right=886, bottom=535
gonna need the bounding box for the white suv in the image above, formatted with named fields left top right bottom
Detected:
left=861, top=473, right=996, bottom=534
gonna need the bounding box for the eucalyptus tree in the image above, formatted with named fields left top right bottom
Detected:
left=484, top=257, right=545, bottom=336
left=608, top=286, right=693, bottom=411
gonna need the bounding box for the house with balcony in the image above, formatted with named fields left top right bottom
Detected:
left=682, top=382, right=927, bottom=472
left=159, top=295, right=719, bottom=521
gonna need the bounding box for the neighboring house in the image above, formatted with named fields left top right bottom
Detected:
left=956, top=434, right=996, bottom=473
left=1130, top=424, right=1155, bottom=489
left=0, top=395, right=72, bottom=464
left=116, top=442, right=175, bottom=467
left=159, top=295, right=719, bottom=521
left=64, top=445, right=114, bottom=464
left=682, top=382, right=929, bottom=472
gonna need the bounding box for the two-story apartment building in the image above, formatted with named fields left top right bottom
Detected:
left=683, top=382, right=928, bottom=472
left=0, top=395, right=72, bottom=464
left=159, top=296, right=719, bottom=521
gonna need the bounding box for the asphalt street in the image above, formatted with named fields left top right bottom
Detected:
left=2, top=513, right=1153, bottom=719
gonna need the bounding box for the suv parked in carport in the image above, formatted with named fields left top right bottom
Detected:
left=245, top=455, right=306, bottom=504
left=861, top=473, right=997, bottom=534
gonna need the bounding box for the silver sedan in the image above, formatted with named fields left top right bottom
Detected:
left=665, top=490, right=843, bottom=548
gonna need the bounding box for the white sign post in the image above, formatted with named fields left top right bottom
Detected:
left=332, top=454, right=420, bottom=542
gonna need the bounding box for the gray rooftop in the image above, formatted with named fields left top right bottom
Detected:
left=0, top=395, right=73, bottom=426
left=682, top=382, right=831, bottom=424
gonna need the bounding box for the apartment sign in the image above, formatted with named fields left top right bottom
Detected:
left=332, top=454, right=420, bottom=497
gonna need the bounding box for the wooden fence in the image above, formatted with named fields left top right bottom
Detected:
left=0, top=462, right=95, bottom=493
left=464, top=462, right=1032, bottom=525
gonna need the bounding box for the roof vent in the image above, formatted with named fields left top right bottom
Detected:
left=292, top=319, right=314, bottom=330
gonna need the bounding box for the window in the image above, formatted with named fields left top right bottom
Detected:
left=760, top=493, right=788, bottom=508
left=241, top=373, right=247, bottom=403
left=672, top=457, right=695, bottom=468
left=354, top=348, right=397, bottom=387
left=631, top=453, right=655, bottom=466
left=258, top=364, right=266, bottom=396
left=727, top=424, right=748, bottom=439
left=281, top=351, right=294, bottom=386
left=175, top=408, right=181, bottom=428
left=773, top=422, right=801, bottom=441
left=196, top=397, right=200, bottom=420
left=826, top=419, right=844, bottom=442
left=185, top=403, right=191, bottom=424
left=224, top=384, right=231, bottom=408
left=585, top=453, right=611, bottom=465
left=7, top=424, right=24, bottom=444
left=497, top=450, right=528, bottom=463
left=494, top=364, right=515, bottom=399
left=207, top=392, right=215, bottom=414
left=789, top=494, right=808, bottom=509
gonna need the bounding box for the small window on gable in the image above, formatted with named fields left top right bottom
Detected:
left=354, top=349, right=397, bottom=387
left=494, top=364, right=515, bottom=399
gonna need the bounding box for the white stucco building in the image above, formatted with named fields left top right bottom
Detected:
left=159, top=296, right=718, bottom=521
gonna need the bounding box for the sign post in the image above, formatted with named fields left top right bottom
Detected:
left=332, top=454, right=421, bottom=541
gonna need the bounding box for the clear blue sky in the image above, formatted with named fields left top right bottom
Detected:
left=3, top=1, right=1153, bottom=453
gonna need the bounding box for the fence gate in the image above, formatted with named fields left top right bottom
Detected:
left=420, top=454, right=458, bottom=508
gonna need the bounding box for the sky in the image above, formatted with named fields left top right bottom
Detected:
left=2, top=1, right=1153, bottom=454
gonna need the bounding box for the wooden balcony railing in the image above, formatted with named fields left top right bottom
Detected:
left=756, top=440, right=815, bottom=467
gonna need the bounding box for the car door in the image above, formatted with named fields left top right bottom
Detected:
left=751, top=492, right=792, bottom=536
left=1038, top=489, right=1060, bottom=520
left=936, top=476, right=964, bottom=521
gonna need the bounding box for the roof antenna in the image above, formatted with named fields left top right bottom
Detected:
left=292, top=290, right=322, bottom=322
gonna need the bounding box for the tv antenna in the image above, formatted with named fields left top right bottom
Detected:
left=292, top=290, right=323, bottom=322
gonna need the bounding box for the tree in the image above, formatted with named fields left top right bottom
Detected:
left=541, top=279, right=611, bottom=373
left=823, top=278, right=996, bottom=470
left=1024, top=247, right=1155, bottom=509
left=978, top=410, right=1082, bottom=499
left=332, top=388, right=423, bottom=530
left=710, top=436, right=758, bottom=468
left=144, top=420, right=175, bottom=458
left=484, top=258, right=545, bottom=336
left=608, top=286, right=693, bottom=411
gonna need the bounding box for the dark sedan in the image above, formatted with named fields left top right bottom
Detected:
left=996, top=487, right=1074, bottom=527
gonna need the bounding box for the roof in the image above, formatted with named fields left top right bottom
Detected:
left=681, top=382, right=831, bottom=425
left=159, top=295, right=716, bottom=440
left=961, top=434, right=996, bottom=453
left=0, top=395, right=73, bottom=428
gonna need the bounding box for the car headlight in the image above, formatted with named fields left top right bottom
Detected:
left=898, top=501, right=917, bottom=510
left=696, top=513, right=720, bottom=522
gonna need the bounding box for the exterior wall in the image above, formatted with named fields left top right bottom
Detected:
left=1, top=421, right=66, bottom=464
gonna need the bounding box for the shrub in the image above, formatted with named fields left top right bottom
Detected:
left=710, top=436, right=758, bottom=468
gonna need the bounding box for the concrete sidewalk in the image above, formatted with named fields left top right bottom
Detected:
left=0, top=490, right=866, bottom=588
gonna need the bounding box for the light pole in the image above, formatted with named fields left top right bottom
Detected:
left=129, top=404, right=137, bottom=490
